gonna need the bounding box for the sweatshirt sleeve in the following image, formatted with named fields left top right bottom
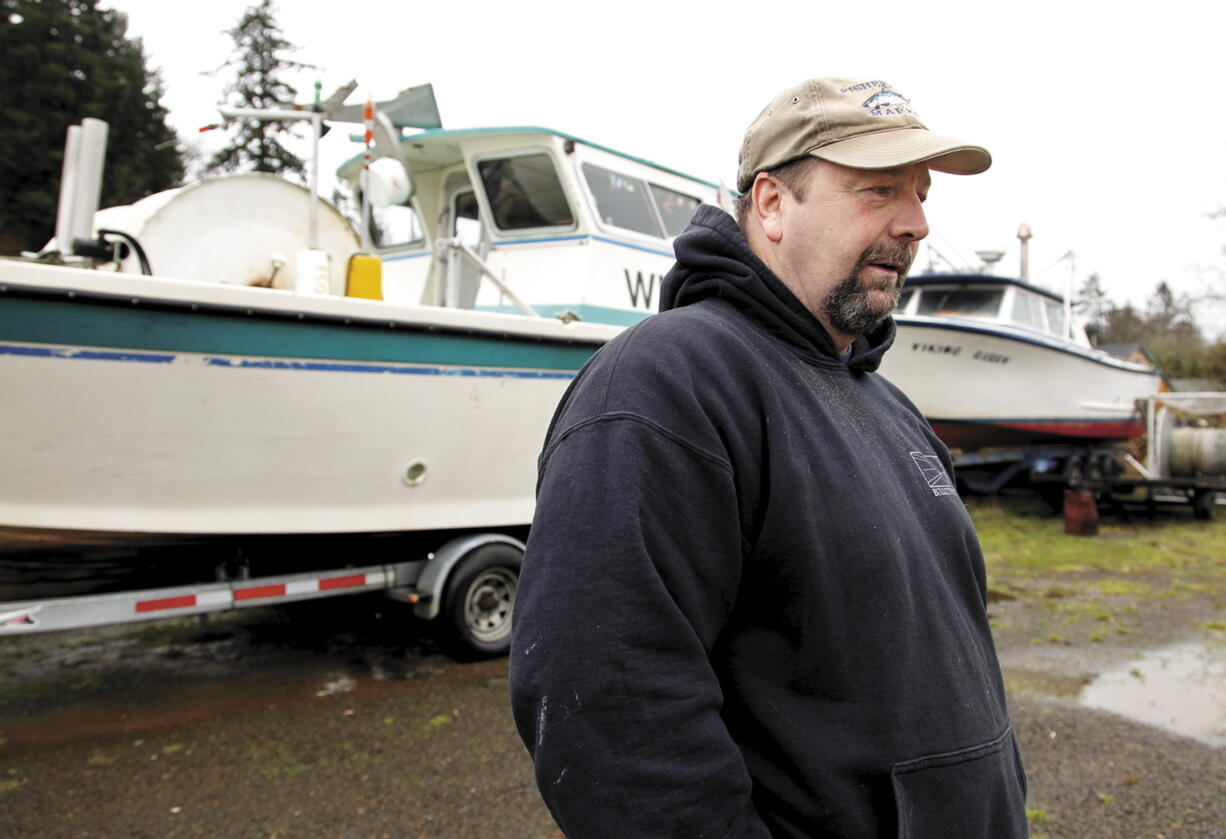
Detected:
left=509, top=414, right=770, bottom=839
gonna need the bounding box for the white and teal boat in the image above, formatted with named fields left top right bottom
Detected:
left=0, top=85, right=727, bottom=549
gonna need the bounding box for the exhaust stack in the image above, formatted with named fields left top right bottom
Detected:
left=1017, top=222, right=1032, bottom=282
left=53, top=118, right=109, bottom=257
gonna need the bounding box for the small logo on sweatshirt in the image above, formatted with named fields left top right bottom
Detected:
left=910, top=452, right=956, bottom=497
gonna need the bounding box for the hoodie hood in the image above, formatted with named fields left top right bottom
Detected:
left=660, top=205, right=894, bottom=373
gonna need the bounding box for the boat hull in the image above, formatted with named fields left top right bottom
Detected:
left=1, top=262, right=616, bottom=542
left=879, top=319, right=1162, bottom=450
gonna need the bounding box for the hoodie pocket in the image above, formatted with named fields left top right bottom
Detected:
left=891, top=727, right=1028, bottom=839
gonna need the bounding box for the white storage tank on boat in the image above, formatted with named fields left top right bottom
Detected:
left=90, top=173, right=360, bottom=294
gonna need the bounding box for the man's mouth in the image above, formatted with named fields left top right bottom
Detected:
left=863, top=260, right=906, bottom=288
left=859, top=244, right=914, bottom=288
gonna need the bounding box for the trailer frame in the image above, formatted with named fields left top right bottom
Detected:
left=0, top=531, right=525, bottom=655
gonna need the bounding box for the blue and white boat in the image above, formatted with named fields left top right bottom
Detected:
left=0, top=93, right=728, bottom=549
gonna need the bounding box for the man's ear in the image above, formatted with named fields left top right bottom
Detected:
left=752, top=173, right=785, bottom=244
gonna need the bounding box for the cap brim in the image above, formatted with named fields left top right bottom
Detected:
left=810, top=127, right=991, bottom=175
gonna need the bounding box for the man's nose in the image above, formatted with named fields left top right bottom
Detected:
left=891, top=192, right=929, bottom=242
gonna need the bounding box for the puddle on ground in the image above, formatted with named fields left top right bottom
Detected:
left=1080, top=641, right=1226, bottom=747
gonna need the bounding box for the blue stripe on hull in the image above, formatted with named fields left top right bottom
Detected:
left=202, top=356, right=575, bottom=379
left=1, top=342, right=577, bottom=380
left=0, top=343, right=175, bottom=364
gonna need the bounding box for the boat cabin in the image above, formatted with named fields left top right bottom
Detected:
left=336, top=128, right=728, bottom=325
left=894, top=273, right=1090, bottom=347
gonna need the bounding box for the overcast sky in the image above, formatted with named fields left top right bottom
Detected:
left=110, top=0, right=1226, bottom=336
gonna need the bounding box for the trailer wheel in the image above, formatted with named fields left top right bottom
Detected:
left=1066, top=457, right=1103, bottom=500
left=1193, top=490, right=1218, bottom=521
left=441, top=543, right=521, bottom=658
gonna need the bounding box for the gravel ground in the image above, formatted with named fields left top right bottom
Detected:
left=986, top=541, right=1226, bottom=839
left=1012, top=695, right=1225, bottom=839
left=1, top=547, right=1224, bottom=838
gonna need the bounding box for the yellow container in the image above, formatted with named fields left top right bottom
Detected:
left=346, top=253, right=383, bottom=300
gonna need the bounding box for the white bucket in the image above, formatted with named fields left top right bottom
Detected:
left=293, top=249, right=332, bottom=296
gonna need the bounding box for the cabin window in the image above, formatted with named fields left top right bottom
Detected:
left=371, top=203, right=424, bottom=250
left=582, top=163, right=660, bottom=236
left=894, top=289, right=913, bottom=313
left=915, top=288, right=1003, bottom=319
left=649, top=184, right=701, bottom=237
left=477, top=154, right=574, bottom=230
left=1044, top=299, right=1066, bottom=336
left=1011, top=289, right=1046, bottom=331
left=453, top=189, right=482, bottom=247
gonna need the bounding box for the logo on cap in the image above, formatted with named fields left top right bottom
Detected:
left=862, top=88, right=916, bottom=118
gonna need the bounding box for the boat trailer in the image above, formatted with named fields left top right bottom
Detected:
left=950, top=393, right=1226, bottom=520
left=0, top=531, right=524, bottom=657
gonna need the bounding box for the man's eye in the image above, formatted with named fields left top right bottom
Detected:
left=871, top=186, right=892, bottom=196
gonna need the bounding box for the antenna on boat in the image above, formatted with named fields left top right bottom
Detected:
left=211, top=79, right=370, bottom=294
left=1017, top=223, right=1033, bottom=282
left=922, top=241, right=964, bottom=275
left=1062, top=249, right=1076, bottom=343
left=975, top=250, right=1005, bottom=275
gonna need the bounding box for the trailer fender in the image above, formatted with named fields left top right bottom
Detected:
left=410, top=533, right=525, bottom=621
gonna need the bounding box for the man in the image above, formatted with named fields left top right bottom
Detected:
left=509, top=77, right=1028, bottom=838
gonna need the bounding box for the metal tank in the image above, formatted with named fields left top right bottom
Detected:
left=89, top=173, right=360, bottom=294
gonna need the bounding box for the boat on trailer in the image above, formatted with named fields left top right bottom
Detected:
left=877, top=268, right=1162, bottom=451
left=878, top=272, right=1166, bottom=452
left=0, top=81, right=1169, bottom=557
left=0, top=86, right=729, bottom=556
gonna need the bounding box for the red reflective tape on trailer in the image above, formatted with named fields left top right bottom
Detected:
left=136, top=595, right=197, bottom=613
left=234, top=584, right=287, bottom=601
left=319, top=574, right=366, bottom=591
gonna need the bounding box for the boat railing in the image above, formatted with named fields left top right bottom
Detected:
left=435, top=237, right=540, bottom=318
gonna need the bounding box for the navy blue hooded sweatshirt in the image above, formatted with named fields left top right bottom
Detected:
left=509, top=205, right=1027, bottom=838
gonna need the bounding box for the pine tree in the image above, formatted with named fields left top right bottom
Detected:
left=1097, top=282, right=1207, bottom=380
left=1204, top=341, right=1226, bottom=387
left=0, top=0, right=184, bottom=254
left=1075, top=273, right=1110, bottom=345
left=205, top=0, right=308, bottom=180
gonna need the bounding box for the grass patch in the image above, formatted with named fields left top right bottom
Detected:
left=1089, top=579, right=1153, bottom=597
left=968, top=498, right=1226, bottom=584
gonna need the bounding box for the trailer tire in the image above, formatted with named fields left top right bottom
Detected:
left=440, top=543, right=521, bottom=659
left=1193, top=490, right=1218, bottom=521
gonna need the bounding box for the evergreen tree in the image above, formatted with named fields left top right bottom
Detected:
left=1074, top=273, right=1110, bottom=345
left=1099, top=302, right=1146, bottom=344
left=1098, top=282, right=1206, bottom=380
left=205, top=0, right=307, bottom=180
left=1204, top=342, right=1226, bottom=387
left=1143, top=281, right=1205, bottom=378
left=0, top=0, right=184, bottom=254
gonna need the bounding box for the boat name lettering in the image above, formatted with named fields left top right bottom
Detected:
left=624, top=269, right=660, bottom=310
left=972, top=350, right=1010, bottom=365
left=912, top=342, right=962, bottom=356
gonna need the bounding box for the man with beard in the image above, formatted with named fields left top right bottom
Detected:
left=510, top=77, right=1028, bottom=838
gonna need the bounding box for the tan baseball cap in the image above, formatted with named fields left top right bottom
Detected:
left=736, top=77, right=991, bottom=192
